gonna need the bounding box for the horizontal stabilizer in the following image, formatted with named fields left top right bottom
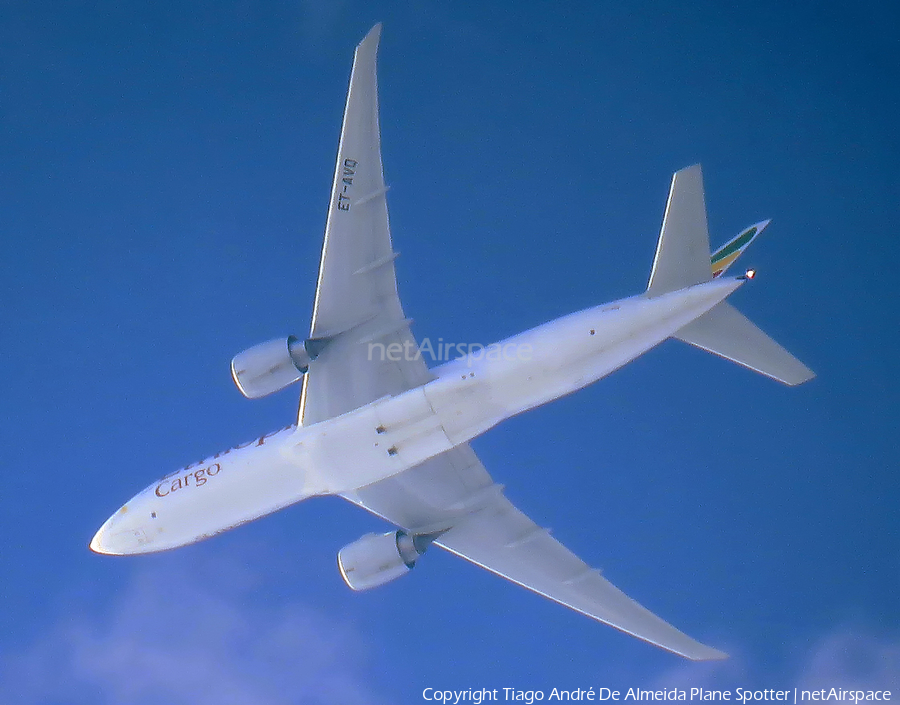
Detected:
left=675, top=302, right=814, bottom=386
left=647, top=165, right=712, bottom=297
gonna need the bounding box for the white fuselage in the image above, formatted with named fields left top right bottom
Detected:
left=90, top=277, right=742, bottom=555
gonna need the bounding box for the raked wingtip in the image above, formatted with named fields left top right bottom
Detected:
left=359, top=23, right=382, bottom=48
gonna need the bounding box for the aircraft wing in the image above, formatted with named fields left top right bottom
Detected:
left=300, top=24, right=431, bottom=425
left=342, top=444, right=727, bottom=661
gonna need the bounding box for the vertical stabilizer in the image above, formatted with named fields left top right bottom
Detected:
left=646, top=165, right=712, bottom=297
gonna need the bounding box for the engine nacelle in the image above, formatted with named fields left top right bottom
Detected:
left=337, top=530, right=436, bottom=591
left=231, top=335, right=320, bottom=399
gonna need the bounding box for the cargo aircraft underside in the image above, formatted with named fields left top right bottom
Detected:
left=91, top=25, right=814, bottom=660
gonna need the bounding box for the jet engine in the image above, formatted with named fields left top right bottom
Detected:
left=337, top=530, right=438, bottom=591
left=230, top=335, right=329, bottom=399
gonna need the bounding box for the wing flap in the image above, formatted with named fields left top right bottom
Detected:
left=310, top=24, right=395, bottom=336
left=300, top=24, right=431, bottom=425
left=438, top=496, right=727, bottom=661
left=342, top=444, right=495, bottom=532
left=343, top=444, right=726, bottom=661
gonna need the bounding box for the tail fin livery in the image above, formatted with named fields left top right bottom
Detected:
left=647, top=165, right=814, bottom=385
left=711, top=220, right=770, bottom=278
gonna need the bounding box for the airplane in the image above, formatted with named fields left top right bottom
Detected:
left=90, top=24, right=814, bottom=661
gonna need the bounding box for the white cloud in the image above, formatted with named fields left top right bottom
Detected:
left=0, top=552, right=388, bottom=705
left=4, top=549, right=897, bottom=704
left=795, top=628, right=900, bottom=691
left=647, top=642, right=748, bottom=690
left=643, top=627, right=899, bottom=692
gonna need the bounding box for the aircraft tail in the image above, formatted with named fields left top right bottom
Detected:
left=674, top=301, right=815, bottom=385
left=646, top=164, right=712, bottom=298
left=647, top=164, right=814, bottom=385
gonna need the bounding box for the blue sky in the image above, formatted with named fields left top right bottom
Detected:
left=1, top=1, right=897, bottom=702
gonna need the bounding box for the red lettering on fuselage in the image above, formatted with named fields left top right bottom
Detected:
left=155, top=463, right=221, bottom=497
left=154, top=425, right=293, bottom=497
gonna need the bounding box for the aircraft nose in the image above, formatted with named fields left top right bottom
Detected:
left=89, top=520, right=113, bottom=554
left=89, top=505, right=151, bottom=555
